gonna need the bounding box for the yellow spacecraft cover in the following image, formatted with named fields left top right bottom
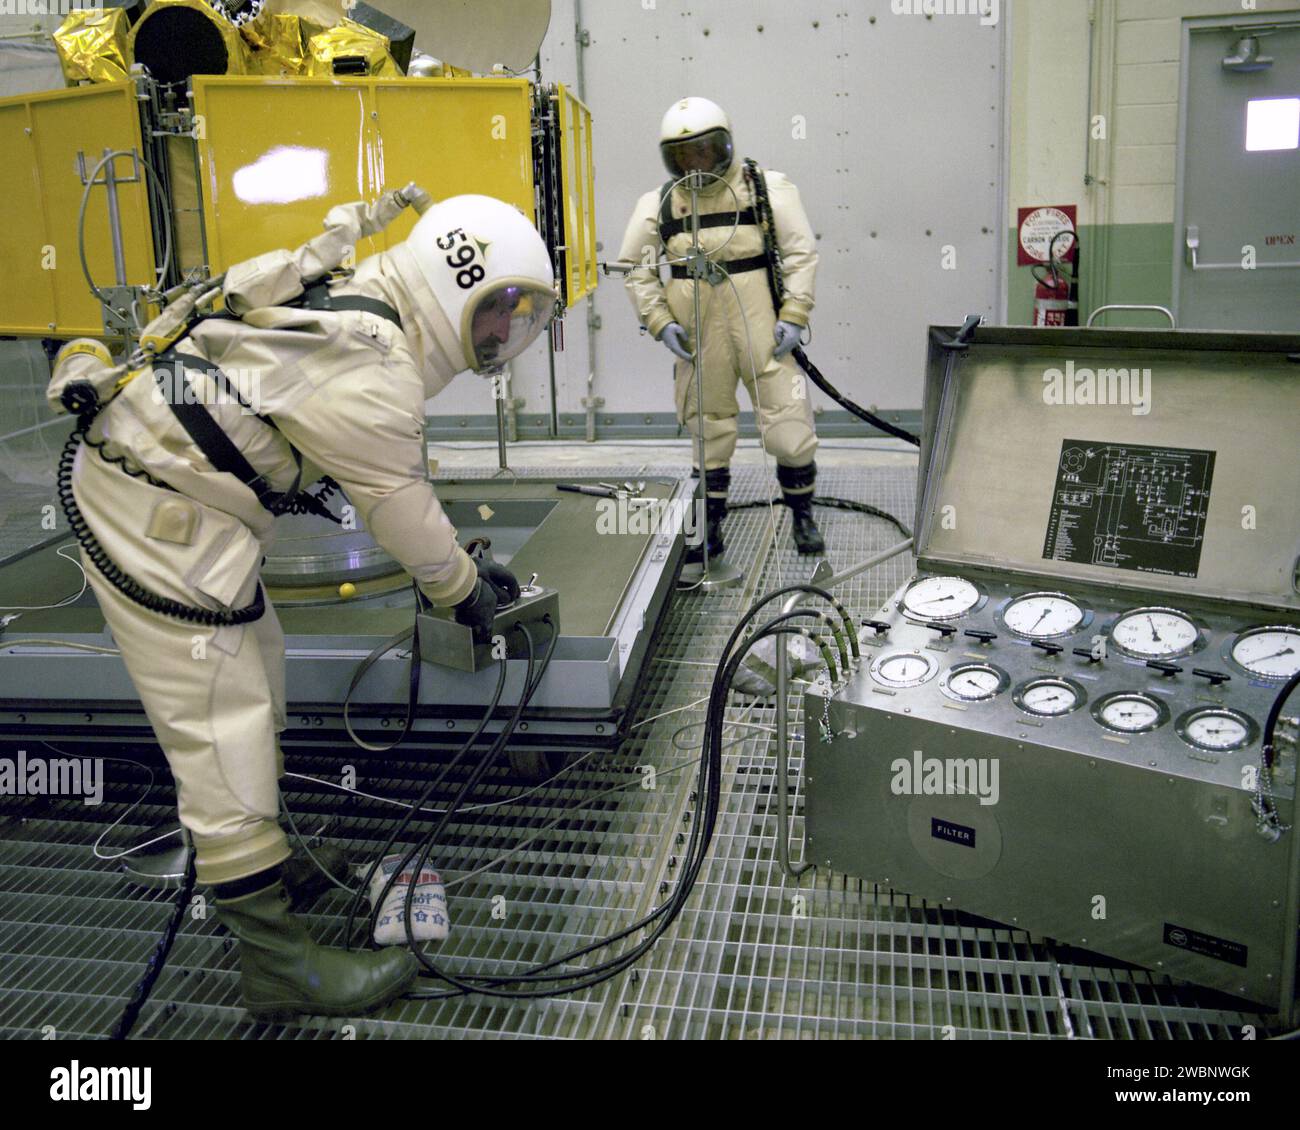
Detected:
left=0, top=82, right=157, bottom=338
left=556, top=84, right=596, bottom=305
left=190, top=75, right=536, bottom=275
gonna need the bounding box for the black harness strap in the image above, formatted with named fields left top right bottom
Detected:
left=157, top=352, right=300, bottom=515
left=670, top=254, right=770, bottom=280
left=294, top=279, right=403, bottom=328
left=659, top=208, right=759, bottom=243
left=657, top=178, right=761, bottom=245
left=657, top=172, right=766, bottom=280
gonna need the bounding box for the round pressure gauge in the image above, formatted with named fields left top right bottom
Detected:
left=870, top=650, right=940, bottom=689
left=1176, top=707, right=1258, bottom=753
left=1107, top=607, right=1202, bottom=660
left=940, top=662, right=1010, bottom=702
left=1228, top=626, right=1300, bottom=681
left=1012, top=677, right=1086, bottom=717
left=1091, top=691, right=1170, bottom=735
left=901, top=576, right=983, bottom=621
left=1000, top=592, right=1090, bottom=639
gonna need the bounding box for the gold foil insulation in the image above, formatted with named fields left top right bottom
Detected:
left=240, top=12, right=318, bottom=76
left=305, top=19, right=398, bottom=78
left=53, top=8, right=131, bottom=85
left=57, top=3, right=403, bottom=83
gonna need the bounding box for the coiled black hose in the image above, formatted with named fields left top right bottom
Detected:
left=57, top=419, right=267, bottom=627
left=282, top=475, right=345, bottom=525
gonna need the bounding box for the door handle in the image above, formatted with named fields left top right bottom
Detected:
left=1186, top=225, right=1300, bottom=270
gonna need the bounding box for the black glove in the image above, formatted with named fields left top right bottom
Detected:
left=453, top=559, right=521, bottom=642
left=475, top=558, right=521, bottom=606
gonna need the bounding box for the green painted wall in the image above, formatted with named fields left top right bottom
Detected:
left=1006, top=224, right=1177, bottom=328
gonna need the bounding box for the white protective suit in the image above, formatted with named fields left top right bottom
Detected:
left=618, top=157, right=820, bottom=472
left=55, top=193, right=555, bottom=885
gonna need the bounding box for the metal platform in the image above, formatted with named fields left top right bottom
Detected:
left=0, top=475, right=689, bottom=761
left=0, top=464, right=1287, bottom=1039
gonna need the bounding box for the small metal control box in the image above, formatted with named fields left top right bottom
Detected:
left=417, top=587, right=560, bottom=673
left=807, top=324, right=1300, bottom=1014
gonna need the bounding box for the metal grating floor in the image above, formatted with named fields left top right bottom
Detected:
left=0, top=463, right=1288, bottom=1039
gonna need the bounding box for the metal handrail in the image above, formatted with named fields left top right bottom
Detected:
left=1086, top=304, right=1176, bottom=328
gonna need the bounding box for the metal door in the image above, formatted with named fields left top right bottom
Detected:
left=1176, top=18, right=1300, bottom=330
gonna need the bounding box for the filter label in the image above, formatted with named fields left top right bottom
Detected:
left=931, top=817, right=976, bottom=848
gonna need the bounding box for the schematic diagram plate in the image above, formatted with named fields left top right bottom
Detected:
left=1042, top=440, right=1216, bottom=579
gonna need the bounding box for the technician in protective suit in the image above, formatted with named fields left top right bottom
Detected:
left=49, top=190, right=556, bottom=1019
left=618, top=97, right=824, bottom=559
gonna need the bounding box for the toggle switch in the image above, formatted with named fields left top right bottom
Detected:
left=924, top=621, right=957, bottom=639
left=1193, top=668, right=1231, bottom=687
left=1031, top=640, right=1064, bottom=656
left=861, top=620, right=891, bottom=637
left=1073, top=647, right=1103, bottom=664
left=1146, top=660, right=1183, bottom=677
left=965, top=629, right=997, bottom=644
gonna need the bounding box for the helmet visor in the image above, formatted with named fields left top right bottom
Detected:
left=468, top=282, right=556, bottom=370
left=660, top=128, right=734, bottom=180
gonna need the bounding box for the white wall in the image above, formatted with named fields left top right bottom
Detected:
left=0, top=5, right=63, bottom=98
left=428, top=0, right=1007, bottom=430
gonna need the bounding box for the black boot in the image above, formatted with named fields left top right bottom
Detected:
left=684, top=467, right=729, bottom=565
left=215, top=866, right=418, bottom=1021
left=777, top=462, right=825, bottom=555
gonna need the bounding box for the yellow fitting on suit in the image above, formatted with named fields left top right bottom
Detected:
left=108, top=367, right=149, bottom=400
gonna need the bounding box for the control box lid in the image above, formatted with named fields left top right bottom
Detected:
left=916, top=325, right=1300, bottom=612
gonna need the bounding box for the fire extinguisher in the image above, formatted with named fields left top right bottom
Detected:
left=1032, top=231, right=1079, bottom=327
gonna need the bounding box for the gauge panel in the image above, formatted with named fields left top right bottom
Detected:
left=860, top=576, right=1284, bottom=774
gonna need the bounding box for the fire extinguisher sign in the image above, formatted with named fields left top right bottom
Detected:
left=1017, top=205, right=1077, bottom=266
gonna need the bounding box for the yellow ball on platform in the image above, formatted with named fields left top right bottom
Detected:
left=339, top=582, right=357, bottom=599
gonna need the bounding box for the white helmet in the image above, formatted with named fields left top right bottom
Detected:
left=658, top=97, right=735, bottom=180
left=405, top=194, right=557, bottom=373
